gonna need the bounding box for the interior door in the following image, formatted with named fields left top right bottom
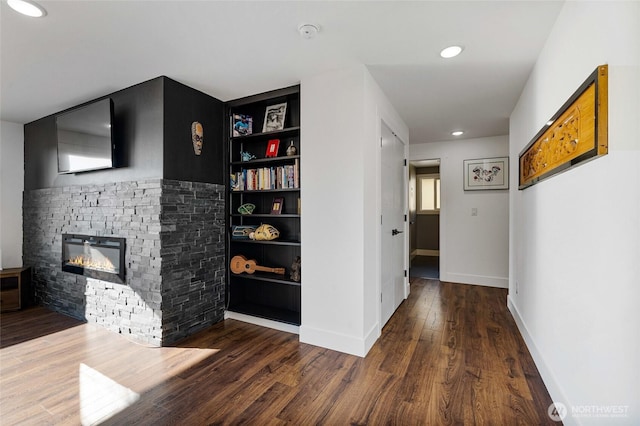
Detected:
left=380, top=122, right=406, bottom=327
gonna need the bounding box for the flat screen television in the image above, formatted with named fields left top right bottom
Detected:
left=56, top=98, right=115, bottom=174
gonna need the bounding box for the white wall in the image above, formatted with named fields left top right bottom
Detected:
left=411, top=136, right=510, bottom=288
left=509, top=2, right=640, bottom=425
left=300, top=64, right=408, bottom=356
left=0, top=120, right=24, bottom=269
left=363, top=70, right=410, bottom=342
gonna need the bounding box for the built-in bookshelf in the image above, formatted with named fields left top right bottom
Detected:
left=227, top=85, right=301, bottom=327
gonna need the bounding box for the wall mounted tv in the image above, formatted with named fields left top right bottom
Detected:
left=56, top=98, right=115, bottom=174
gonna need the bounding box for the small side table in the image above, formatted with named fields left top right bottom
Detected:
left=0, top=267, right=31, bottom=312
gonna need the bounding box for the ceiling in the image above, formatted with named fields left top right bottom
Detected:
left=0, top=0, right=564, bottom=144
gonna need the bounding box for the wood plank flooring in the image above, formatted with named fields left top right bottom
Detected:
left=0, top=279, right=559, bottom=425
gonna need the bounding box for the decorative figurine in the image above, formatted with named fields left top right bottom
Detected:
left=241, top=151, right=256, bottom=162
left=286, top=140, right=297, bottom=156
left=290, top=256, right=301, bottom=282
left=237, top=203, right=256, bottom=215
left=191, top=121, right=203, bottom=155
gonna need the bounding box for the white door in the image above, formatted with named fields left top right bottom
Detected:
left=380, top=122, right=406, bottom=327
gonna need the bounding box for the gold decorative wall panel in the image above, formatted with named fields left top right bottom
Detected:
left=519, top=65, right=608, bottom=189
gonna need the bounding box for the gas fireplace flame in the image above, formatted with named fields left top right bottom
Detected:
left=68, top=255, right=117, bottom=273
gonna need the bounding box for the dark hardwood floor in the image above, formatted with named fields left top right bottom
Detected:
left=0, top=279, right=558, bottom=425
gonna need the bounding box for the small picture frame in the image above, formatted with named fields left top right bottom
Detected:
left=463, top=157, right=509, bottom=190
left=271, top=197, right=284, bottom=215
left=265, top=139, right=280, bottom=158
left=232, top=114, right=253, bottom=137
left=263, top=103, right=287, bottom=132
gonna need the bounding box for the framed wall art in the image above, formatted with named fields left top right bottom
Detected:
left=463, top=157, right=509, bottom=191
left=518, top=65, right=608, bottom=189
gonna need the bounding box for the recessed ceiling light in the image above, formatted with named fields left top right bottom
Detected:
left=451, top=130, right=464, bottom=136
left=440, top=45, right=463, bottom=59
left=7, top=0, right=47, bottom=17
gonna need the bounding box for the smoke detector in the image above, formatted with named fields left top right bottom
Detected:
left=298, top=24, right=319, bottom=39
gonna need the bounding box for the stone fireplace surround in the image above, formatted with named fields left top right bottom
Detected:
left=23, top=178, right=226, bottom=346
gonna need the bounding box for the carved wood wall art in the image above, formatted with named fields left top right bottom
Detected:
left=519, top=65, right=608, bottom=189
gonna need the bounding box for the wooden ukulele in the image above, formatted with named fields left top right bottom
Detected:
left=230, top=255, right=285, bottom=275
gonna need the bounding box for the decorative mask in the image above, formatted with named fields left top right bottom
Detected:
left=191, top=121, right=203, bottom=155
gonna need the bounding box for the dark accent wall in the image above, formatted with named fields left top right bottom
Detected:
left=24, top=76, right=226, bottom=190
left=163, top=78, right=225, bottom=184
left=24, top=78, right=165, bottom=190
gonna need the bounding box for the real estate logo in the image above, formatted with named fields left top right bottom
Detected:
left=548, top=402, right=567, bottom=422
left=548, top=402, right=629, bottom=421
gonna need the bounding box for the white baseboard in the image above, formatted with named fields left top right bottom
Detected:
left=225, top=312, right=379, bottom=358
left=300, top=324, right=375, bottom=357
left=364, top=323, right=380, bottom=355
left=442, top=272, right=508, bottom=288
left=224, top=310, right=300, bottom=335
left=507, top=296, right=575, bottom=425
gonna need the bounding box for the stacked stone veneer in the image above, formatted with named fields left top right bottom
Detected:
left=159, top=180, right=226, bottom=343
left=23, top=179, right=225, bottom=346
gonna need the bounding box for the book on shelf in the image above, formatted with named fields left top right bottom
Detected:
left=231, top=163, right=299, bottom=191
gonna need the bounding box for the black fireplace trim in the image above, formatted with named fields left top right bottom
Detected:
left=61, top=234, right=126, bottom=284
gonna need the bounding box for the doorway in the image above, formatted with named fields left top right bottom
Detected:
left=409, top=159, right=440, bottom=279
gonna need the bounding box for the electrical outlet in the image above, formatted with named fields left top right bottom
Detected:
left=471, top=207, right=478, bottom=216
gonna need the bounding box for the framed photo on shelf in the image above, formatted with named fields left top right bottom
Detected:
left=265, top=139, right=280, bottom=158
left=463, top=157, right=509, bottom=190
left=271, top=197, right=284, bottom=215
left=263, top=103, right=287, bottom=132
left=232, top=114, right=253, bottom=137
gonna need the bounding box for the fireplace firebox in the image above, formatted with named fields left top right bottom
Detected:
left=62, top=234, right=126, bottom=283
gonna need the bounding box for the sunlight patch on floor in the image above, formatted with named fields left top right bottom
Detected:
left=1, top=309, right=224, bottom=424
left=79, top=363, right=140, bottom=425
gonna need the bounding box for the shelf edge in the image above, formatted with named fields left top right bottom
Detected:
left=225, top=310, right=300, bottom=334
left=230, top=126, right=300, bottom=141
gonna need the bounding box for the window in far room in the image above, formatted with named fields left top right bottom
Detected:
left=418, top=174, right=440, bottom=214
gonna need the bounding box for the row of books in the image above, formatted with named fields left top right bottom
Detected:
left=231, top=161, right=299, bottom=191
